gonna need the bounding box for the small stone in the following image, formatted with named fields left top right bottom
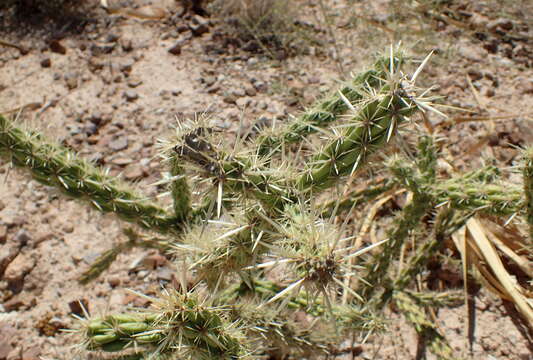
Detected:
left=223, top=93, right=237, bottom=104
left=244, top=85, right=256, bottom=97
left=123, top=164, right=145, bottom=180
left=62, top=224, right=74, bottom=233
left=68, top=299, right=89, bottom=316
left=189, top=15, right=209, bottom=36
left=109, top=136, right=129, bottom=151
left=83, top=123, right=98, bottom=135
left=64, top=72, right=78, bottom=90
left=120, top=59, right=135, bottom=74
left=202, top=76, right=216, bottom=87
left=487, top=18, right=513, bottom=32
left=49, top=40, right=66, bottom=54
left=111, top=157, right=133, bottom=166
left=206, top=85, right=220, bottom=94
left=3, top=296, right=25, bottom=311
left=105, top=33, right=120, bottom=43
left=90, top=43, right=116, bottom=56
left=231, top=88, right=246, bottom=97
left=107, top=275, right=122, bottom=287
left=127, top=78, right=143, bottom=88
left=168, top=42, right=182, bottom=55
left=121, top=39, right=133, bottom=52
left=14, top=229, right=31, bottom=246
left=40, top=57, right=51, bottom=68
left=0, top=225, right=7, bottom=244
left=3, top=253, right=35, bottom=285
left=253, top=81, right=267, bottom=92
left=123, top=90, right=139, bottom=102
left=156, top=267, right=174, bottom=282
left=142, top=253, right=167, bottom=269
left=0, top=324, right=16, bottom=358
left=467, top=69, right=483, bottom=81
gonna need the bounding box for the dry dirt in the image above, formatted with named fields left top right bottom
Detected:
left=0, top=0, right=532, bottom=359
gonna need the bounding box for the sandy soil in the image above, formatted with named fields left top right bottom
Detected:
left=0, top=0, right=532, bottom=359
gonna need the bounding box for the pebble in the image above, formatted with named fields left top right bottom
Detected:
left=14, top=229, right=31, bottom=246
left=120, top=59, right=135, bottom=74
left=64, top=72, right=78, bottom=90
left=109, top=136, right=129, bottom=151
left=0, top=225, right=7, bottom=244
left=49, top=40, right=66, bottom=54
left=189, top=15, right=209, bottom=36
left=40, top=57, right=51, bottom=68
left=123, top=164, right=145, bottom=180
left=123, top=90, right=139, bottom=102
left=487, top=18, right=513, bottom=32
left=90, top=43, right=116, bottom=56
left=168, top=42, right=182, bottom=55
left=244, top=85, right=256, bottom=97
left=68, top=298, right=89, bottom=316
left=3, top=252, right=35, bottom=285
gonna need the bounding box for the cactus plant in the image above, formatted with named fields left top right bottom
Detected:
left=1, top=46, right=531, bottom=360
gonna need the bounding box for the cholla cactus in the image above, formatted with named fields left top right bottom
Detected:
left=1, top=45, right=530, bottom=360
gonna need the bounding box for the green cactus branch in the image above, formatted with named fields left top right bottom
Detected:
left=298, top=88, right=418, bottom=192
left=0, top=114, right=183, bottom=234
left=255, top=53, right=405, bottom=157
left=83, top=291, right=248, bottom=359
left=393, top=291, right=456, bottom=360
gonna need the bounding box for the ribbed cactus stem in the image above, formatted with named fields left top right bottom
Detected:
left=84, top=292, right=247, bottom=359
left=524, top=147, right=533, bottom=239
left=298, top=88, right=418, bottom=192
left=0, top=115, right=180, bottom=234
left=255, top=52, right=405, bottom=156
left=361, top=157, right=433, bottom=300
left=393, top=291, right=456, bottom=360
left=168, top=156, right=191, bottom=222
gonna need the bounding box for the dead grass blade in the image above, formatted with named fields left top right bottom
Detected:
left=466, top=218, right=533, bottom=326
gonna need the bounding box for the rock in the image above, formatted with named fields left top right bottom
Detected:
left=252, top=80, right=267, bottom=92
left=487, top=18, right=513, bottom=32
left=123, top=164, right=145, bottom=180
left=142, top=253, right=167, bottom=269
left=127, top=78, right=143, bottom=88
left=202, top=76, right=216, bottom=87
left=64, top=72, right=78, bottom=90
left=120, top=59, right=135, bottom=74
left=49, top=40, right=66, bottom=54
left=107, top=275, right=122, bottom=287
left=244, top=85, right=256, bottom=97
left=40, top=58, right=51, bottom=68
left=123, top=90, right=139, bottom=102
left=0, top=225, right=7, bottom=244
left=121, top=39, right=133, bottom=52
left=3, top=252, right=35, bottom=290
left=109, top=137, right=129, bottom=151
left=83, top=123, right=98, bottom=135
left=168, top=42, right=182, bottom=55
left=14, top=230, right=31, bottom=247
left=189, top=15, right=209, bottom=36
left=68, top=298, right=89, bottom=316
left=223, top=93, right=237, bottom=104
left=0, top=324, right=16, bottom=359
left=156, top=266, right=174, bottom=282
left=90, top=43, right=116, bottom=56
left=21, top=346, right=41, bottom=360
left=3, top=296, right=24, bottom=311
left=105, top=33, right=120, bottom=43
left=111, top=157, right=133, bottom=166
left=231, top=88, right=246, bottom=97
